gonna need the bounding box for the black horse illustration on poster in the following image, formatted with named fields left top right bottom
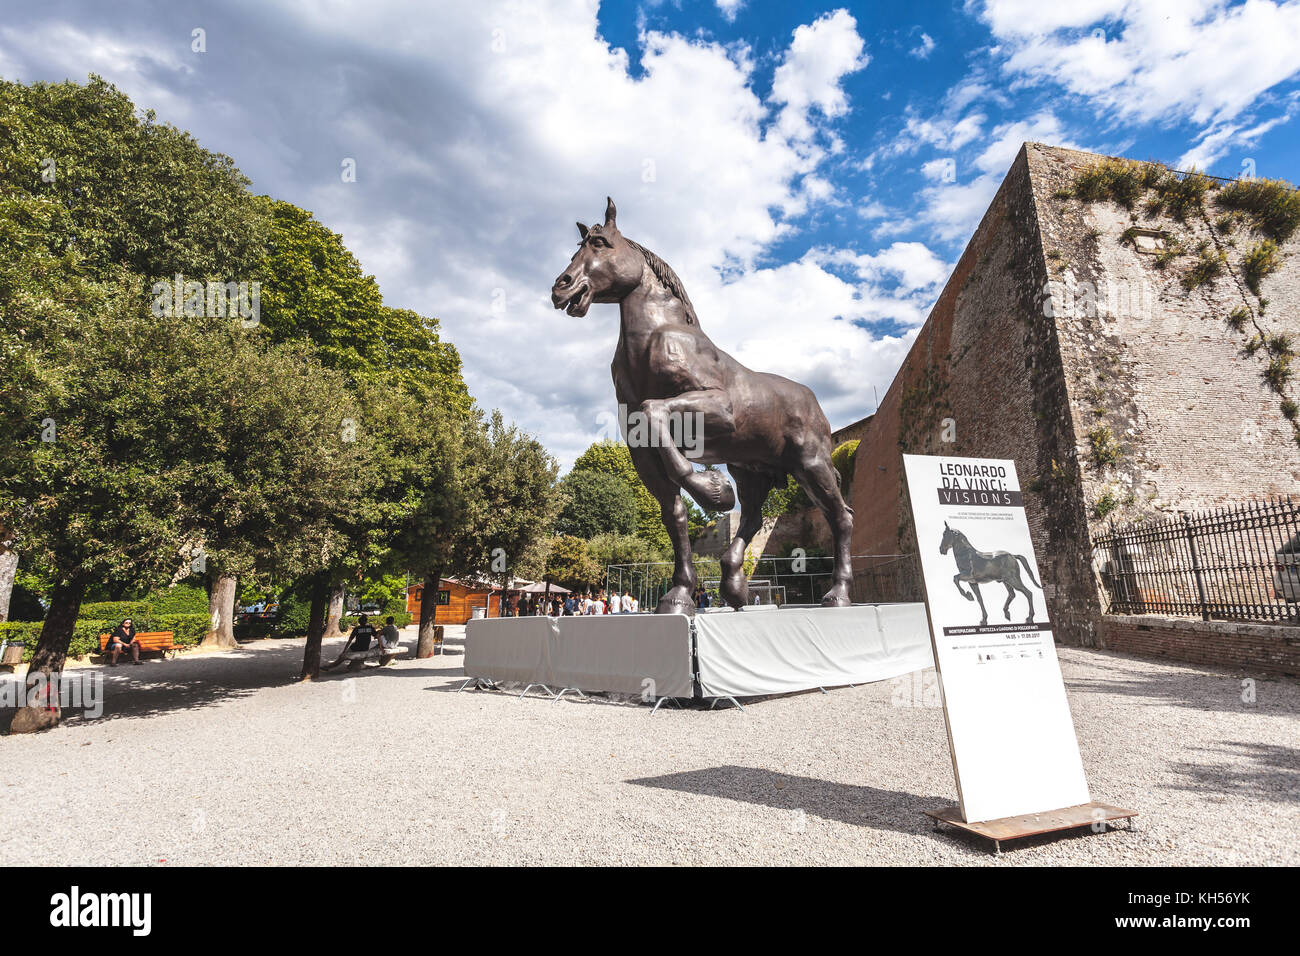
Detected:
left=939, top=522, right=1042, bottom=626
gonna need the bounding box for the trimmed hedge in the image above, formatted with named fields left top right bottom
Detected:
left=79, top=583, right=209, bottom=624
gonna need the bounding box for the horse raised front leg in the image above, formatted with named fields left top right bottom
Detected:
left=953, top=574, right=974, bottom=601
left=638, top=392, right=736, bottom=513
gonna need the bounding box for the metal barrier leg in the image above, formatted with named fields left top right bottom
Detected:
left=708, top=696, right=744, bottom=712
left=554, top=687, right=589, bottom=702
left=649, top=696, right=683, bottom=715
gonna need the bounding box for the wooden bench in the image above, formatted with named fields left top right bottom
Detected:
left=98, top=631, right=178, bottom=661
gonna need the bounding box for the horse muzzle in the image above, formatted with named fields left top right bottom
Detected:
left=551, top=279, right=592, bottom=317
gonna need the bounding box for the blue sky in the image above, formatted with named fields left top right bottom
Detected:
left=3, top=0, right=1299, bottom=467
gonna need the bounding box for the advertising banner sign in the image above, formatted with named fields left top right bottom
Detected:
left=903, top=454, right=1090, bottom=822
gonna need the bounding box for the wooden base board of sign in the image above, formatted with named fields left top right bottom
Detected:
left=926, top=803, right=1138, bottom=856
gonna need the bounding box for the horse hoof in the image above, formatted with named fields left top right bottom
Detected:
left=820, top=590, right=851, bottom=608
left=656, top=596, right=695, bottom=616
left=682, top=469, right=735, bottom=512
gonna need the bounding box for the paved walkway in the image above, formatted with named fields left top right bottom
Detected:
left=1, top=626, right=1295, bottom=865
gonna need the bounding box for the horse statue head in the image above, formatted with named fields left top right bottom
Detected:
left=550, top=197, right=647, bottom=318
left=939, top=521, right=957, bottom=555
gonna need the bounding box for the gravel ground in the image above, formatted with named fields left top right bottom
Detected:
left=1, top=625, right=1296, bottom=866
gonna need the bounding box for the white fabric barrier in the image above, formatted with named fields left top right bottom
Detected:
left=693, top=604, right=934, bottom=698
left=465, top=614, right=694, bottom=698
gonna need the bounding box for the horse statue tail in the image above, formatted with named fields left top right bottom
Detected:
left=1015, top=553, right=1042, bottom=589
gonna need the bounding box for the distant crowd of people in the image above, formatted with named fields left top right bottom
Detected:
left=500, top=590, right=640, bottom=617
left=498, top=586, right=729, bottom=617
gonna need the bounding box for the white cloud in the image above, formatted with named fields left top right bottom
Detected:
left=716, top=0, right=744, bottom=22
left=0, top=0, right=883, bottom=469
left=973, top=110, right=1083, bottom=174
left=918, top=174, right=1002, bottom=243
left=770, top=9, right=870, bottom=143
left=909, top=32, right=936, bottom=59
left=1177, top=95, right=1300, bottom=168
left=977, top=0, right=1300, bottom=128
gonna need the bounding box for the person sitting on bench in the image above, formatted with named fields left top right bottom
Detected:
left=323, top=615, right=377, bottom=671
left=107, top=618, right=142, bottom=666
left=377, top=616, right=401, bottom=664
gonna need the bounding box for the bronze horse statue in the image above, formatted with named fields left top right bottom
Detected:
left=939, top=522, right=1041, bottom=625
left=551, top=198, right=854, bottom=614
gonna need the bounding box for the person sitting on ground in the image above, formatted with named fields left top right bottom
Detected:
left=107, top=618, right=142, bottom=666
left=323, top=614, right=378, bottom=671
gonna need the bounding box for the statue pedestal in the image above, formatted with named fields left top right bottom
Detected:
left=464, top=604, right=933, bottom=706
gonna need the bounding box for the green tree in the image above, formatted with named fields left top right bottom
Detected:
left=570, top=440, right=669, bottom=550
left=0, top=76, right=371, bottom=726
left=251, top=198, right=473, bottom=648
left=832, top=439, right=859, bottom=496
left=256, top=198, right=470, bottom=413
left=555, top=470, right=637, bottom=539
left=389, top=410, right=558, bottom=655
left=544, top=535, right=603, bottom=593
left=173, top=333, right=373, bottom=650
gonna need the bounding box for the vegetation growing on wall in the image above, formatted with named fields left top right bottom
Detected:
left=897, top=361, right=952, bottom=453
left=1071, top=158, right=1300, bottom=450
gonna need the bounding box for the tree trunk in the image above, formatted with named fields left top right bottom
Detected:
left=0, top=550, right=17, bottom=622
left=416, top=567, right=443, bottom=658
left=299, top=573, right=331, bottom=681
left=201, top=573, right=239, bottom=649
left=324, top=583, right=346, bottom=638
left=9, top=575, right=86, bottom=734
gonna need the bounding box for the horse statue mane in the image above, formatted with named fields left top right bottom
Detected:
left=623, top=237, right=698, bottom=326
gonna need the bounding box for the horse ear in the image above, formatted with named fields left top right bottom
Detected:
left=576, top=222, right=589, bottom=240
left=944, top=521, right=950, bottom=530
left=604, top=196, right=617, bottom=227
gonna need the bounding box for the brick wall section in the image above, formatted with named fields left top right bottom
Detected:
left=1098, top=614, right=1300, bottom=677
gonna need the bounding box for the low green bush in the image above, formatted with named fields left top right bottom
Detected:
left=151, top=613, right=208, bottom=647
left=79, top=601, right=152, bottom=623
left=149, top=583, right=209, bottom=615
left=274, top=585, right=313, bottom=636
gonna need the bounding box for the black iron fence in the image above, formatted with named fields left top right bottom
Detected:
left=1093, top=497, right=1300, bottom=624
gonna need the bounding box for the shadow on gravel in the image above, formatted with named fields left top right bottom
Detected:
left=1065, top=651, right=1294, bottom=715
left=627, top=765, right=947, bottom=836
left=1170, top=741, right=1300, bottom=803
left=630, top=765, right=1139, bottom=858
